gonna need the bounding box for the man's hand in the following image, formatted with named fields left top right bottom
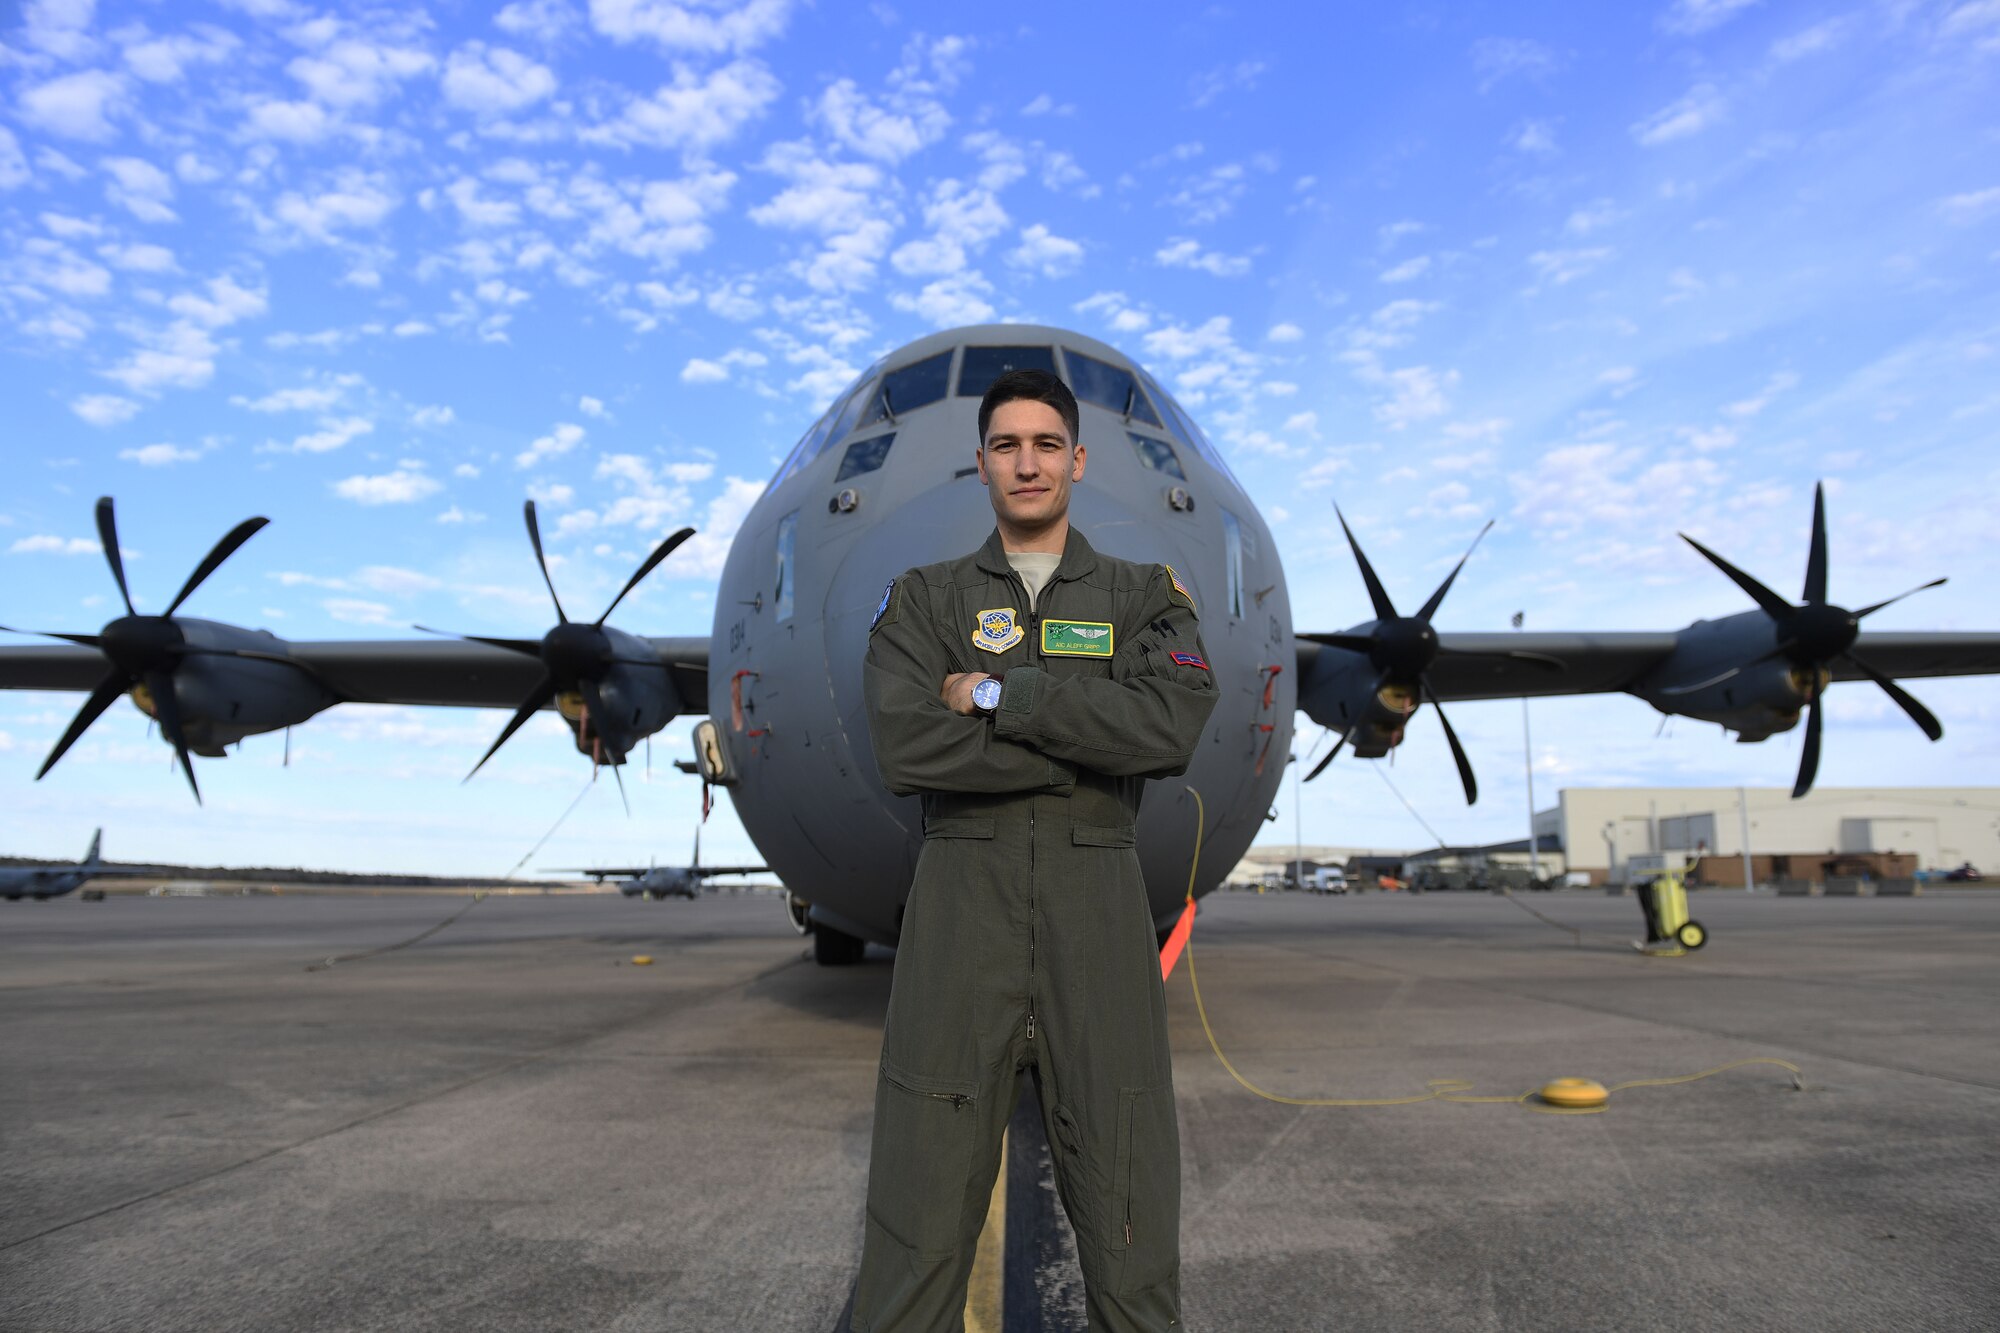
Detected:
left=940, top=672, right=992, bottom=717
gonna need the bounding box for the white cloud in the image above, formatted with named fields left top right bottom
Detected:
left=323, top=597, right=396, bottom=624
left=1188, top=59, right=1265, bottom=109
left=889, top=270, right=996, bottom=327
left=273, top=416, right=374, bottom=454
left=1155, top=237, right=1251, bottom=277
left=1373, top=366, right=1458, bottom=429
left=1724, top=371, right=1799, bottom=418
left=100, top=156, right=176, bottom=223
left=10, top=534, right=101, bottom=555
left=0, top=127, right=29, bottom=190
left=1075, top=290, right=1152, bottom=333
left=19, top=70, right=127, bottom=141
left=578, top=395, right=608, bottom=418
left=1268, top=322, right=1303, bottom=343
left=1007, top=223, right=1083, bottom=277
left=20, top=0, right=101, bottom=60
left=1564, top=199, right=1623, bottom=236
left=169, top=275, right=267, bottom=328
left=1508, top=119, right=1558, bottom=155
left=446, top=176, right=522, bottom=228
left=1938, top=186, right=2000, bottom=225
left=681, top=358, right=729, bottom=383
left=1380, top=255, right=1431, bottom=283
left=1470, top=37, right=1562, bottom=91
left=286, top=36, right=434, bottom=110
left=332, top=469, right=443, bottom=505
left=588, top=0, right=793, bottom=52
left=121, top=26, right=240, bottom=82
left=355, top=565, right=443, bottom=595
left=97, top=241, right=176, bottom=272
left=585, top=59, right=780, bottom=152
left=272, top=171, right=399, bottom=243
left=120, top=442, right=205, bottom=466
left=1771, top=18, right=1850, bottom=62
left=1527, top=247, right=1614, bottom=287
left=243, top=97, right=332, bottom=144
left=234, top=385, right=344, bottom=413
left=814, top=78, right=948, bottom=164
left=1632, top=85, right=1726, bottom=146
left=515, top=421, right=585, bottom=467
left=1166, top=162, right=1248, bottom=226
left=414, top=404, right=456, bottom=427
left=442, top=42, right=557, bottom=115
left=1660, top=0, right=1759, bottom=37
left=102, top=322, right=222, bottom=394
left=71, top=394, right=140, bottom=426
left=497, top=0, right=577, bottom=42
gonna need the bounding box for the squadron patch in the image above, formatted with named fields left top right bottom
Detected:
left=1169, top=651, right=1210, bottom=671
left=1042, top=620, right=1115, bottom=657
left=973, top=607, right=1024, bottom=653
left=870, top=580, right=897, bottom=633
left=1164, top=564, right=1198, bottom=616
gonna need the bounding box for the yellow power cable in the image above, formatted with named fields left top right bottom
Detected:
left=1176, top=786, right=1803, bottom=1114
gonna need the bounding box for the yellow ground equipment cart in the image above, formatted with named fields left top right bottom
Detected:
left=1635, top=867, right=1707, bottom=954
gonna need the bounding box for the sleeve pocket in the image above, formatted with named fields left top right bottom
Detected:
left=1072, top=823, right=1137, bottom=848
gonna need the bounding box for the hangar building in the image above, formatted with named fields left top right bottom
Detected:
left=1533, top=787, right=2000, bottom=886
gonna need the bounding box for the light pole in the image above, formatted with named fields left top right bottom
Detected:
left=1290, top=751, right=1302, bottom=890
left=1514, top=611, right=1540, bottom=881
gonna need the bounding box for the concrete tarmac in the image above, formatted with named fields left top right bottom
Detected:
left=3, top=888, right=1997, bottom=1331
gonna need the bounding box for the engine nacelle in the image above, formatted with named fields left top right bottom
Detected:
left=1298, top=649, right=1419, bottom=757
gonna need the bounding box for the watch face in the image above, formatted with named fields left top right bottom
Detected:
left=972, top=677, right=1002, bottom=711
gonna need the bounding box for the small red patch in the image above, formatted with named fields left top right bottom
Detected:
left=1169, top=651, right=1209, bottom=670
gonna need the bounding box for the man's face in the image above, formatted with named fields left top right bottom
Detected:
left=977, top=398, right=1086, bottom=531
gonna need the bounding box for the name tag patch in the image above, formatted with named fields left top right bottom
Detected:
left=1042, top=619, right=1114, bottom=657
left=973, top=607, right=1024, bottom=653
left=1169, top=651, right=1210, bottom=671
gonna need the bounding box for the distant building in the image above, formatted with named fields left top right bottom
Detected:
left=1401, top=835, right=1566, bottom=886
left=1534, top=787, right=2000, bottom=886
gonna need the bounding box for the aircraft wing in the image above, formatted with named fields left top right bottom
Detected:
left=0, top=637, right=712, bottom=711
left=692, top=865, right=768, bottom=877
left=541, top=868, right=648, bottom=879
left=1828, top=632, right=2000, bottom=681
left=1295, top=632, right=1679, bottom=704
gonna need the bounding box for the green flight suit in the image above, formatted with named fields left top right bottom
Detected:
left=851, top=527, right=1219, bottom=1332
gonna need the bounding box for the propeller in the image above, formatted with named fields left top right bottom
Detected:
left=3, top=497, right=269, bottom=803
left=1297, top=509, right=1556, bottom=803
left=431, top=501, right=694, bottom=781
left=1677, top=482, right=1945, bottom=798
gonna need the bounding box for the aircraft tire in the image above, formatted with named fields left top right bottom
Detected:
left=1677, top=920, right=1708, bottom=950
left=813, top=923, right=867, bottom=966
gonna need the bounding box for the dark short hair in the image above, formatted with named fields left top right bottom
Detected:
left=978, top=369, right=1080, bottom=445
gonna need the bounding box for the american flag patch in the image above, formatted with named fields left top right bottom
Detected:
left=1169, top=651, right=1209, bottom=670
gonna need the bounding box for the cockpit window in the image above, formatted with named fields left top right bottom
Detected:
left=836, top=432, right=894, bottom=482
left=770, top=361, right=883, bottom=487
left=1065, top=349, right=1163, bottom=428
left=1136, top=368, right=1240, bottom=486
left=957, top=345, right=1057, bottom=397
left=1128, top=432, right=1185, bottom=480
left=860, top=350, right=953, bottom=428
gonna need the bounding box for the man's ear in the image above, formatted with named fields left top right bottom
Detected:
left=1071, top=442, right=1087, bottom=481
left=975, top=445, right=988, bottom=485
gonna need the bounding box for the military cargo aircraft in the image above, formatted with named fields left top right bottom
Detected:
left=543, top=824, right=766, bottom=902
left=5, top=325, right=1999, bottom=961
left=0, top=830, right=151, bottom=901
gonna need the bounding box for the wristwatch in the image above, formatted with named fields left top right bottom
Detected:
left=971, top=675, right=1002, bottom=716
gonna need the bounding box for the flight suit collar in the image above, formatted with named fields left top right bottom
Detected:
left=972, top=525, right=1101, bottom=588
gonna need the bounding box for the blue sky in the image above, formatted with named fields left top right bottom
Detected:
left=2, top=0, right=1997, bottom=874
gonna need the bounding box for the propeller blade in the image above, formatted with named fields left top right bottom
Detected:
left=1803, top=482, right=1829, bottom=605
left=1854, top=577, right=1947, bottom=620
left=0, top=626, right=102, bottom=648
left=1305, top=732, right=1347, bottom=782
left=35, top=670, right=129, bottom=781
left=1422, top=677, right=1478, bottom=805
left=1679, top=533, right=1795, bottom=620
left=413, top=626, right=544, bottom=657
left=1297, top=632, right=1379, bottom=655
left=1792, top=685, right=1823, bottom=799
left=597, top=526, right=696, bottom=626
left=522, top=500, right=568, bottom=625
left=1335, top=506, right=1399, bottom=621
left=95, top=497, right=135, bottom=616
left=465, top=674, right=559, bottom=781
left=1843, top=653, right=1943, bottom=742
left=579, top=677, right=614, bottom=761
left=609, top=760, right=630, bottom=816
left=1415, top=519, right=1494, bottom=623
left=145, top=667, right=201, bottom=804
left=165, top=516, right=270, bottom=616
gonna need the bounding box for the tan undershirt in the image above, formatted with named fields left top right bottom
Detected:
left=1006, top=551, right=1062, bottom=611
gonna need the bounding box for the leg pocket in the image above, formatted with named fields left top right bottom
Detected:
left=865, top=1061, right=981, bottom=1263
left=1113, top=1085, right=1181, bottom=1297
